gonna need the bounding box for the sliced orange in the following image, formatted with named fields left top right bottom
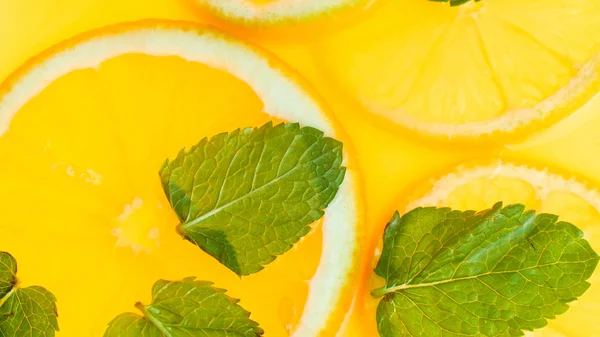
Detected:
left=358, top=160, right=600, bottom=337
left=0, top=20, right=364, bottom=337
left=188, top=0, right=372, bottom=26
left=314, top=0, right=600, bottom=141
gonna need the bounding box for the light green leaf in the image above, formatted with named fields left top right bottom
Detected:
left=0, top=252, right=59, bottom=337
left=104, top=277, right=263, bottom=337
left=160, top=122, right=345, bottom=275
left=373, top=203, right=599, bottom=337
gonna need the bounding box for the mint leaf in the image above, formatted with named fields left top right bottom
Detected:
left=0, top=253, right=16, bottom=299
left=104, top=277, right=263, bottom=337
left=0, top=252, right=59, bottom=337
left=160, top=122, right=345, bottom=275
left=373, top=203, right=599, bottom=337
left=430, top=0, right=481, bottom=6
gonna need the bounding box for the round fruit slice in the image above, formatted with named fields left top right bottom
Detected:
left=0, top=20, right=363, bottom=337
left=314, top=0, right=600, bottom=140
left=398, top=160, right=600, bottom=336
left=189, top=0, right=369, bottom=25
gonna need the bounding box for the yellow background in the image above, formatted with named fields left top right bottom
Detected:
left=2, top=1, right=600, bottom=336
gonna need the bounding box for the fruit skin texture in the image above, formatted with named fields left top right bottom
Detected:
left=188, top=0, right=372, bottom=26
left=0, top=19, right=365, bottom=337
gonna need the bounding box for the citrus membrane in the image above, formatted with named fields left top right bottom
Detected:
left=0, top=20, right=363, bottom=337
left=313, top=0, right=600, bottom=141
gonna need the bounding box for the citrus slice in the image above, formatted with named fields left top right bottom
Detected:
left=188, top=0, right=370, bottom=26
left=314, top=0, right=600, bottom=141
left=0, top=20, right=364, bottom=337
left=364, top=160, right=598, bottom=336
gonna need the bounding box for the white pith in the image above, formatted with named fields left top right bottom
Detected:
left=368, top=54, right=600, bottom=138
left=406, top=160, right=600, bottom=212
left=0, top=23, right=360, bottom=337
left=198, top=0, right=365, bottom=23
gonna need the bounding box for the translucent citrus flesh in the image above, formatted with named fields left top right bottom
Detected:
left=312, top=0, right=600, bottom=137
left=0, top=54, right=321, bottom=336
left=352, top=162, right=600, bottom=337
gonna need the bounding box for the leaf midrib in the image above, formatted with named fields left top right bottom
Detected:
left=374, top=259, right=597, bottom=297
left=180, top=139, right=328, bottom=231
left=141, top=304, right=249, bottom=337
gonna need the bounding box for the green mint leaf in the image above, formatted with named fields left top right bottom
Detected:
left=104, top=277, right=264, bottom=337
left=429, top=0, right=481, bottom=7
left=0, top=253, right=17, bottom=299
left=373, top=203, right=599, bottom=337
left=160, top=122, right=345, bottom=276
left=0, top=252, right=59, bottom=337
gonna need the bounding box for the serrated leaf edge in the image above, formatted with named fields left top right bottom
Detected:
left=373, top=202, right=600, bottom=298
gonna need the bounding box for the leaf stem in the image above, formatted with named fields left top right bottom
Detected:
left=135, top=302, right=173, bottom=337
left=0, top=278, right=19, bottom=307
left=0, top=287, right=16, bottom=307
left=372, top=283, right=413, bottom=298
left=371, top=287, right=391, bottom=298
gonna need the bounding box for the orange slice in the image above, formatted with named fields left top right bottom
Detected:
left=361, top=160, right=599, bottom=336
left=314, top=0, right=600, bottom=141
left=0, top=20, right=364, bottom=337
left=188, top=0, right=371, bottom=26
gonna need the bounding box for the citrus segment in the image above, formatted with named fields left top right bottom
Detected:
left=395, top=160, right=600, bottom=336
left=189, top=0, right=370, bottom=26
left=0, top=20, right=363, bottom=337
left=314, top=0, right=600, bottom=140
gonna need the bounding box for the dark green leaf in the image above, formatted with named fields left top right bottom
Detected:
left=0, top=252, right=59, bottom=337
left=373, top=203, right=599, bottom=337
left=160, top=122, right=345, bottom=275
left=104, top=277, right=263, bottom=337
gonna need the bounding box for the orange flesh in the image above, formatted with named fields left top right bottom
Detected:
left=0, top=54, right=322, bottom=336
